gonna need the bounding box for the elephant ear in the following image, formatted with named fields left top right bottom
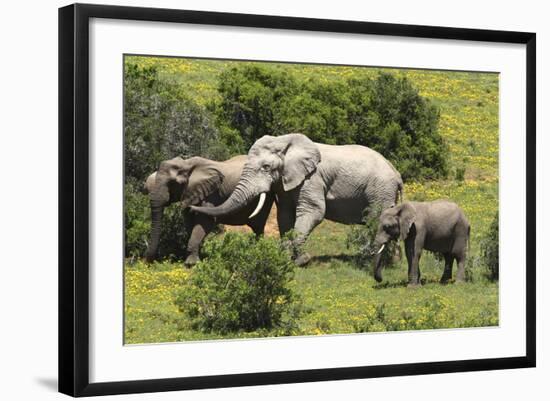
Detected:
left=181, top=166, right=224, bottom=208
left=142, top=172, right=156, bottom=195
left=281, top=134, right=321, bottom=191
left=398, top=202, right=417, bottom=240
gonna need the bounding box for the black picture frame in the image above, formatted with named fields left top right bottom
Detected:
left=59, top=3, right=536, bottom=397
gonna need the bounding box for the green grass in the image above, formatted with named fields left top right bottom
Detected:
left=124, top=57, right=499, bottom=344
left=125, top=239, right=498, bottom=343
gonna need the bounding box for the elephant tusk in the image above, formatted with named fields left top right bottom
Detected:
left=249, top=193, right=266, bottom=219
left=376, top=244, right=385, bottom=255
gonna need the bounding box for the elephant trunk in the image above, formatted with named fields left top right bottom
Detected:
left=144, top=205, right=164, bottom=262
left=372, top=236, right=389, bottom=283
left=144, top=179, right=170, bottom=262
left=192, top=170, right=260, bottom=217
left=373, top=249, right=384, bottom=283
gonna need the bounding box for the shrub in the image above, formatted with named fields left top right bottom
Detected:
left=175, top=233, right=299, bottom=333
left=124, top=181, right=190, bottom=261
left=346, top=207, right=399, bottom=271
left=215, top=65, right=448, bottom=180
left=353, top=74, right=447, bottom=180
left=125, top=182, right=151, bottom=261
left=481, top=211, right=499, bottom=281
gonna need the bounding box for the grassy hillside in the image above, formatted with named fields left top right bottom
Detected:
left=124, top=56, right=499, bottom=344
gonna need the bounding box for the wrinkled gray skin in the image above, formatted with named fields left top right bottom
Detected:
left=373, top=200, right=470, bottom=287
left=143, top=155, right=274, bottom=266
left=191, top=133, right=403, bottom=266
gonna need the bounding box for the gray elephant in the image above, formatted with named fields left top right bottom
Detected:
left=191, top=133, right=403, bottom=266
left=143, top=155, right=275, bottom=266
left=372, top=200, right=470, bottom=287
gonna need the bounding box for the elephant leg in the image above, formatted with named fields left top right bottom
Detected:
left=406, top=236, right=422, bottom=287
left=408, top=252, right=422, bottom=287
left=405, top=243, right=414, bottom=285
left=249, top=224, right=264, bottom=237
left=455, top=255, right=466, bottom=283
left=182, top=208, right=194, bottom=238
left=453, top=236, right=468, bottom=283
left=440, top=252, right=454, bottom=284
left=275, top=200, right=296, bottom=258
left=292, top=202, right=325, bottom=266
left=185, top=215, right=215, bottom=266
left=276, top=196, right=296, bottom=238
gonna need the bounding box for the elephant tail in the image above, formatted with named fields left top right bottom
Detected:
left=396, top=181, right=404, bottom=204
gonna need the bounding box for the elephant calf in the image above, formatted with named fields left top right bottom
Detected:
left=373, top=200, right=470, bottom=287
left=143, top=155, right=275, bottom=266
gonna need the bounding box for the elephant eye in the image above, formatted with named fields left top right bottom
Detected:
left=261, top=164, right=271, bottom=172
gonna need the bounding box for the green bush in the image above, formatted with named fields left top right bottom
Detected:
left=481, top=211, right=499, bottom=281
left=346, top=207, right=399, bottom=271
left=124, top=182, right=189, bottom=261
left=125, top=182, right=151, bottom=261
left=214, top=65, right=448, bottom=180
left=175, top=233, right=299, bottom=333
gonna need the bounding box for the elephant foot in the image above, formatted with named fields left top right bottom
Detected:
left=184, top=254, right=200, bottom=267
left=440, top=277, right=451, bottom=284
left=454, top=278, right=466, bottom=284
left=407, top=282, right=422, bottom=289
left=294, top=252, right=312, bottom=267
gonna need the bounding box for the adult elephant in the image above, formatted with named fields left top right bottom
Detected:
left=143, top=155, right=275, bottom=266
left=191, top=133, right=403, bottom=266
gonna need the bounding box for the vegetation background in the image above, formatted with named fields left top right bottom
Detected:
left=124, top=56, right=499, bottom=343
